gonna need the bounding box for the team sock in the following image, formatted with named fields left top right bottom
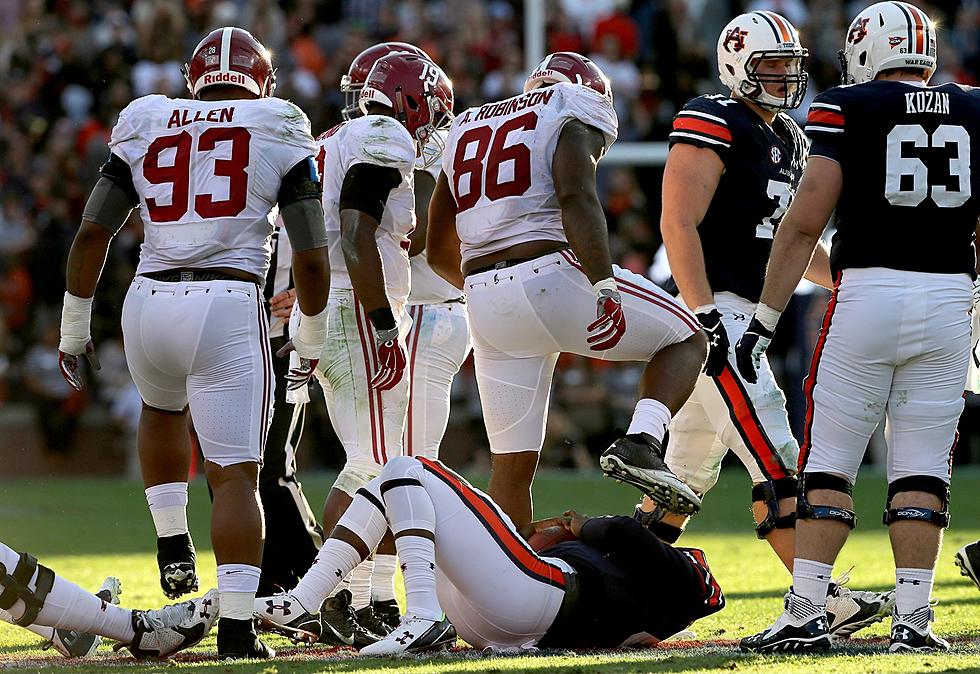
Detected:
left=144, top=483, right=189, bottom=538
left=896, top=567, right=935, bottom=615
left=347, top=560, right=374, bottom=611
left=371, top=554, right=398, bottom=603
left=217, top=564, right=261, bottom=621
left=291, top=489, right=388, bottom=613
left=627, top=399, right=672, bottom=443
left=792, top=558, right=833, bottom=609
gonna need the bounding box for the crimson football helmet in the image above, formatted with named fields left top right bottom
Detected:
left=341, top=42, right=431, bottom=120
left=524, top=52, right=613, bottom=102
left=183, top=27, right=276, bottom=99
left=359, top=53, right=454, bottom=167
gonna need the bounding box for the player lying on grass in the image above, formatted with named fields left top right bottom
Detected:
left=255, top=456, right=724, bottom=655
left=0, top=540, right=217, bottom=659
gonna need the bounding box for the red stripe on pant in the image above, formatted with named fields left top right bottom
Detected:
left=799, top=273, right=843, bottom=472
left=714, top=364, right=791, bottom=480
left=353, top=300, right=382, bottom=465
left=361, top=301, right=389, bottom=464
left=557, top=250, right=699, bottom=333
left=417, top=457, right=566, bottom=588
left=682, top=548, right=723, bottom=608
left=406, top=306, right=425, bottom=457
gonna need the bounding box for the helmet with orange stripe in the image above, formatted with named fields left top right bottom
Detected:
left=839, top=2, right=936, bottom=85
left=717, top=11, right=808, bottom=111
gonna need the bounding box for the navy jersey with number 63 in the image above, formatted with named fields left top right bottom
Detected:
left=805, top=80, right=980, bottom=278
left=668, top=94, right=808, bottom=303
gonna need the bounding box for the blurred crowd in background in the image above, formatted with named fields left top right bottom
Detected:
left=2, top=0, right=980, bottom=473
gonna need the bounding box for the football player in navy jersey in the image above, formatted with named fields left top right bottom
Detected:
left=648, top=11, right=891, bottom=638
left=737, top=1, right=980, bottom=653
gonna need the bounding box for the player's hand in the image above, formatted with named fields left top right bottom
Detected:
left=734, top=317, right=774, bottom=385
left=587, top=286, right=626, bottom=351
left=371, top=327, right=406, bottom=391
left=269, top=288, right=296, bottom=320
left=696, top=307, right=730, bottom=377
left=275, top=340, right=319, bottom=391
left=562, top=510, right=589, bottom=538
left=58, top=340, right=101, bottom=391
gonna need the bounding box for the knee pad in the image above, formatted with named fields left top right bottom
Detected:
left=0, top=552, right=54, bottom=627
left=332, top=465, right=380, bottom=497
left=752, top=476, right=798, bottom=539
left=796, top=472, right=856, bottom=529
left=882, top=476, right=950, bottom=528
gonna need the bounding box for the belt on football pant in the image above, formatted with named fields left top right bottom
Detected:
left=464, top=256, right=541, bottom=278
left=142, top=269, right=258, bottom=284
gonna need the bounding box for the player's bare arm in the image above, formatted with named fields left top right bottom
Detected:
left=660, top=142, right=729, bottom=374
left=60, top=163, right=139, bottom=389
left=735, top=157, right=842, bottom=382
left=553, top=120, right=613, bottom=285
left=660, top=143, right=724, bottom=311
left=409, top=169, right=436, bottom=257
left=426, top=171, right=464, bottom=288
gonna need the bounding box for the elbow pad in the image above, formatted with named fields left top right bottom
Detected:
left=339, top=163, right=403, bottom=223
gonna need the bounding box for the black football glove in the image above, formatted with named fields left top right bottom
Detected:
left=696, top=308, right=730, bottom=377
left=734, top=317, right=774, bottom=384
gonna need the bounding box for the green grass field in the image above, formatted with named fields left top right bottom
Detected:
left=1, top=466, right=979, bottom=673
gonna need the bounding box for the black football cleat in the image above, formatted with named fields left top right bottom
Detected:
left=157, top=533, right=199, bottom=600
left=354, top=605, right=394, bottom=645
left=253, top=592, right=321, bottom=644
left=600, top=433, right=701, bottom=515
left=740, top=591, right=832, bottom=653
left=372, top=598, right=401, bottom=632
left=359, top=614, right=456, bottom=656
left=889, top=606, right=950, bottom=653
left=318, top=589, right=370, bottom=646
left=954, top=541, right=980, bottom=591
left=217, top=617, right=276, bottom=660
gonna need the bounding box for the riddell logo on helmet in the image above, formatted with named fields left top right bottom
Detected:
left=723, top=27, right=748, bottom=53
left=203, top=72, right=248, bottom=86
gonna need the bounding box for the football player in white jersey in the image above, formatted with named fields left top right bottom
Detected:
left=302, top=51, right=454, bottom=645
left=0, top=541, right=217, bottom=660
left=334, top=42, right=473, bottom=635
left=427, top=52, right=707, bottom=527
left=57, top=27, right=330, bottom=658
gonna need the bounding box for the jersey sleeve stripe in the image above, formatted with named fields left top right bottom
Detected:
left=804, top=125, right=844, bottom=134
left=809, top=102, right=841, bottom=112
left=806, top=109, right=844, bottom=127
left=672, top=117, right=733, bottom=142
left=670, top=131, right=732, bottom=147
left=676, top=110, right=728, bottom=125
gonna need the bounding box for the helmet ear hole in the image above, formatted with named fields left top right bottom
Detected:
left=859, top=52, right=867, bottom=66
left=726, top=64, right=736, bottom=76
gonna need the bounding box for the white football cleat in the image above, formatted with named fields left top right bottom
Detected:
left=120, top=589, right=219, bottom=659
left=359, top=614, right=456, bottom=657
left=43, top=576, right=122, bottom=657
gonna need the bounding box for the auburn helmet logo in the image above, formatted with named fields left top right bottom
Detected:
left=723, top=27, right=748, bottom=53
left=848, top=17, right=870, bottom=44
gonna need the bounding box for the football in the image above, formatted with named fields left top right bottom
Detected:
left=527, top=525, right=577, bottom=552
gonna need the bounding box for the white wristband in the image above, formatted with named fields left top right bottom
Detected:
left=755, top=302, right=781, bottom=332
left=693, top=303, right=717, bottom=315
left=293, top=307, right=328, bottom=359
left=592, top=278, right=618, bottom=295
left=59, top=291, right=93, bottom=354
